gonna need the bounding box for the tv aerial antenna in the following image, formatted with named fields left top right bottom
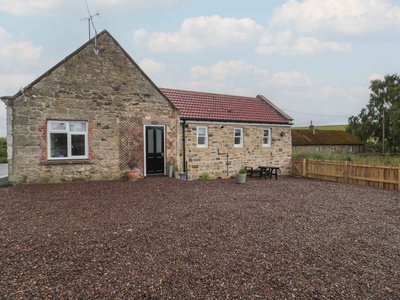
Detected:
left=80, top=0, right=100, bottom=55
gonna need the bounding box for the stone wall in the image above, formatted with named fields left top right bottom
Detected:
left=293, top=145, right=364, bottom=154
left=181, top=123, right=292, bottom=180
left=7, top=32, right=178, bottom=184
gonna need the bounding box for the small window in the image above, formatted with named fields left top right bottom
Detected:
left=332, top=145, right=337, bottom=152
left=197, top=126, right=208, bottom=148
left=48, top=120, right=88, bottom=159
left=263, top=128, right=271, bottom=147
left=234, top=128, right=243, bottom=147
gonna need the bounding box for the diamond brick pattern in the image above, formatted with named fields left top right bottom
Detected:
left=119, top=117, right=144, bottom=172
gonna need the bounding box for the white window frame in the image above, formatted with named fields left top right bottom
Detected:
left=196, top=126, right=208, bottom=148
left=234, top=128, right=243, bottom=147
left=263, top=128, right=271, bottom=147
left=47, top=120, right=89, bottom=160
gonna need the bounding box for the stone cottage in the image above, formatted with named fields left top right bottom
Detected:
left=1, top=30, right=293, bottom=184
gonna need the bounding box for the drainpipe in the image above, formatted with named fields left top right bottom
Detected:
left=182, top=120, right=187, bottom=173
left=217, top=149, right=229, bottom=177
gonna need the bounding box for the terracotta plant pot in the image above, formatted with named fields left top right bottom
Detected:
left=126, top=169, right=139, bottom=182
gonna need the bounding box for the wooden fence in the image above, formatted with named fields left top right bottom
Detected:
left=292, top=159, right=400, bottom=191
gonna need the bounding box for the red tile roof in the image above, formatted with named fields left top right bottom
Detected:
left=160, top=88, right=290, bottom=124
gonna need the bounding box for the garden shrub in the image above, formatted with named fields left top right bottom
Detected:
left=199, top=172, right=212, bottom=180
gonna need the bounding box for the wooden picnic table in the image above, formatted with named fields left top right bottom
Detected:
left=258, top=166, right=280, bottom=180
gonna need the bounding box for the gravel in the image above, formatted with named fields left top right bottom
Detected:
left=0, top=176, right=399, bottom=299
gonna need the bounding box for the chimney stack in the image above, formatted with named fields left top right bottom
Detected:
left=309, top=121, right=316, bottom=134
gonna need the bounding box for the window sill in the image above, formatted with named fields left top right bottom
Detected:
left=40, top=159, right=94, bottom=166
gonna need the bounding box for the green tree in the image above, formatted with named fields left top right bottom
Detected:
left=347, top=74, right=400, bottom=153
left=0, top=137, right=6, bottom=161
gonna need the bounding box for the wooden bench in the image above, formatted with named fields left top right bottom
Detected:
left=258, top=166, right=280, bottom=180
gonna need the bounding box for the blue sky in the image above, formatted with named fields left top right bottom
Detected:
left=1, top=0, right=400, bottom=136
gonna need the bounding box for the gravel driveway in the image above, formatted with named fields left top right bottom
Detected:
left=1, top=176, right=399, bottom=299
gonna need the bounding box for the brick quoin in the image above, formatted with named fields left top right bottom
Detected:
left=39, top=120, right=47, bottom=161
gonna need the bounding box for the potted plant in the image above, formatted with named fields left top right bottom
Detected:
left=126, top=159, right=140, bottom=182
left=174, top=165, right=180, bottom=178
left=167, top=161, right=174, bottom=177
left=235, top=168, right=247, bottom=184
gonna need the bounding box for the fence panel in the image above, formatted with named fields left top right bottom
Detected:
left=292, top=159, right=399, bottom=191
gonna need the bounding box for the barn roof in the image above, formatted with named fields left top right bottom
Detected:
left=292, top=129, right=364, bottom=145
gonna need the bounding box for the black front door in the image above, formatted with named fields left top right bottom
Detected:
left=145, top=126, right=165, bottom=175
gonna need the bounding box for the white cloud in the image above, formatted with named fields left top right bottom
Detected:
left=256, top=31, right=351, bottom=55
left=136, top=15, right=351, bottom=56
left=270, top=0, right=400, bottom=36
left=270, top=71, right=319, bottom=87
left=294, top=37, right=351, bottom=54
left=0, top=0, right=60, bottom=16
left=0, top=74, right=38, bottom=97
left=164, top=60, right=272, bottom=96
left=134, top=15, right=266, bottom=53
left=0, top=28, right=43, bottom=72
left=277, top=84, right=369, bottom=125
left=0, top=0, right=185, bottom=16
left=139, top=58, right=166, bottom=74
left=191, top=60, right=269, bottom=82
left=368, top=73, right=385, bottom=82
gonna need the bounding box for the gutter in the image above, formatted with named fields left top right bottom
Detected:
left=181, top=119, right=292, bottom=127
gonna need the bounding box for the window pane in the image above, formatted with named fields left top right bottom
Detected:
left=71, top=135, right=85, bottom=156
left=51, top=122, right=66, bottom=130
left=147, top=129, right=154, bottom=154
left=263, top=129, right=270, bottom=145
left=198, top=127, right=206, bottom=136
left=50, top=133, right=68, bottom=157
left=70, top=122, right=86, bottom=132
left=156, top=129, right=162, bottom=153
left=198, top=137, right=206, bottom=145
left=234, top=137, right=241, bottom=145
left=234, top=129, right=241, bottom=136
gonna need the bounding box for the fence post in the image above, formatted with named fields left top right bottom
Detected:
left=302, top=159, right=306, bottom=178
left=344, top=161, right=348, bottom=184
left=398, top=166, right=400, bottom=191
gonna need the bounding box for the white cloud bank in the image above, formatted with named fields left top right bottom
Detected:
left=0, top=28, right=43, bottom=72
left=0, top=28, right=43, bottom=97
left=256, top=33, right=351, bottom=55
left=270, top=0, right=400, bottom=36
left=134, top=15, right=351, bottom=56
left=134, top=15, right=266, bottom=53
